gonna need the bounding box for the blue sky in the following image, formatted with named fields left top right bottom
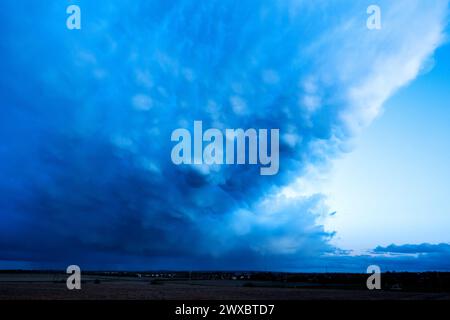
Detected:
left=326, top=41, right=450, bottom=252
left=0, top=0, right=449, bottom=271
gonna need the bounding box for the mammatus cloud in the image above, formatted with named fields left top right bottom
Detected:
left=0, top=0, right=449, bottom=270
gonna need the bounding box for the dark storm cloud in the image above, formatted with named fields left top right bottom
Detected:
left=0, top=0, right=448, bottom=270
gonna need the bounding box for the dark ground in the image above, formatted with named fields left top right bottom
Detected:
left=1, top=271, right=450, bottom=300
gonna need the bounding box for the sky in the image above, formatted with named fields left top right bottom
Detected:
left=326, top=42, right=450, bottom=252
left=0, top=0, right=449, bottom=272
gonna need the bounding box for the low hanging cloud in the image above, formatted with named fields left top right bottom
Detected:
left=0, top=0, right=448, bottom=270
left=374, top=243, right=450, bottom=255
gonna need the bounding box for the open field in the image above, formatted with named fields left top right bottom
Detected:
left=1, top=272, right=450, bottom=300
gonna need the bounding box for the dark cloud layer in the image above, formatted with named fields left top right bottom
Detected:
left=0, top=0, right=341, bottom=270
